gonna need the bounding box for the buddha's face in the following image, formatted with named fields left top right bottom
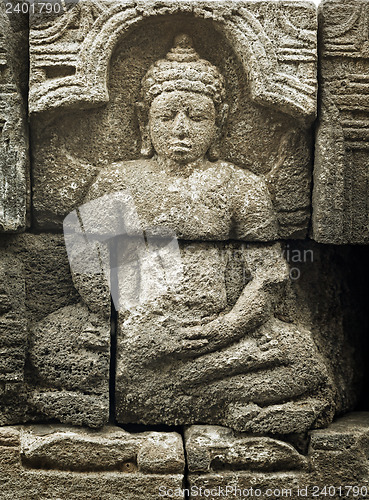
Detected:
left=149, top=91, right=217, bottom=165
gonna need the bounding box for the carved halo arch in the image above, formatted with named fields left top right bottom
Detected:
left=29, top=0, right=316, bottom=121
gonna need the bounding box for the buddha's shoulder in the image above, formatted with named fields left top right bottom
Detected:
left=85, top=159, right=153, bottom=201
left=211, top=161, right=267, bottom=190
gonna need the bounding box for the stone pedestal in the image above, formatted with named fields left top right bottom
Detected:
left=185, top=413, right=369, bottom=499
left=0, top=425, right=185, bottom=500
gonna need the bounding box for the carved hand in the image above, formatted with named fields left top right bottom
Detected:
left=164, top=244, right=289, bottom=359
left=126, top=244, right=289, bottom=363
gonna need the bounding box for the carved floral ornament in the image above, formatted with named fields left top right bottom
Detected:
left=29, top=0, right=316, bottom=121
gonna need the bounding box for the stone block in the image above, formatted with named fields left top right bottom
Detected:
left=309, top=412, right=369, bottom=487
left=6, top=233, right=80, bottom=323
left=185, top=426, right=309, bottom=473
left=0, top=425, right=185, bottom=499
left=0, top=234, right=110, bottom=428
left=0, top=3, right=29, bottom=232
left=30, top=0, right=316, bottom=238
left=275, top=242, right=366, bottom=417
left=0, top=243, right=27, bottom=424
left=185, top=413, right=369, bottom=499
left=312, top=0, right=369, bottom=243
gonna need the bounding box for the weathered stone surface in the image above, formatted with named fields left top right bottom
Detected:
left=115, top=241, right=340, bottom=433
left=186, top=425, right=311, bottom=498
left=186, top=413, right=369, bottom=499
left=28, top=303, right=110, bottom=428
left=0, top=3, right=29, bottom=232
left=276, top=242, right=366, bottom=417
left=111, top=238, right=363, bottom=432
left=312, top=0, right=369, bottom=243
left=0, top=243, right=27, bottom=424
left=54, top=26, right=360, bottom=433
left=61, top=188, right=362, bottom=433
left=61, top=201, right=362, bottom=434
left=6, top=233, right=80, bottom=323
left=30, top=0, right=316, bottom=238
left=0, top=425, right=185, bottom=499
left=0, top=234, right=110, bottom=427
left=63, top=208, right=112, bottom=319
left=185, top=426, right=308, bottom=473
left=309, top=412, right=369, bottom=487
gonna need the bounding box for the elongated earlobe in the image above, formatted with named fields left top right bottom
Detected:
left=135, top=101, right=154, bottom=158
left=208, top=142, right=220, bottom=161
left=140, top=129, right=154, bottom=157
left=208, top=103, right=229, bottom=161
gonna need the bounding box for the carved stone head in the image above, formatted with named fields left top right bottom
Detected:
left=137, top=34, right=228, bottom=163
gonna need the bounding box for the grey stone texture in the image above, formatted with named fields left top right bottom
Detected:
left=276, top=242, right=366, bottom=417
left=309, top=412, right=369, bottom=488
left=312, top=0, right=369, bottom=243
left=186, top=413, right=369, bottom=499
left=0, top=0, right=368, bottom=496
left=115, top=241, right=360, bottom=433
left=0, top=424, right=185, bottom=499
left=185, top=425, right=309, bottom=473
left=55, top=10, right=361, bottom=433
left=0, top=417, right=367, bottom=500
left=0, top=243, right=27, bottom=424
left=0, top=4, right=29, bottom=232
left=30, top=0, right=317, bottom=238
left=0, top=234, right=110, bottom=427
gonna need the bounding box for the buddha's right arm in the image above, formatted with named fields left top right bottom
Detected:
left=63, top=183, right=142, bottom=318
left=174, top=264, right=286, bottom=358
left=134, top=243, right=289, bottom=360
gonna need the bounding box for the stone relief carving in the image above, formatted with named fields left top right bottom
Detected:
left=0, top=242, right=27, bottom=424
left=29, top=0, right=316, bottom=119
left=30, top=0, right=316, bottom=238
left=313, top=0, right=369, bottom=243
left=66, top=35, right=336, bottom=434
left=0, top=1, right=367, bottom=497
left=0, top=425, right=185, bottom=499
left=0, top=4, right=29, bottom=232
left=0, top=234, right=110, bottom=428
left=185, top=426, right=309, bottom=473
left=186, top=415, right=369, bottom=496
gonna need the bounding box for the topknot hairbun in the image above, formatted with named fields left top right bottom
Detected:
left=141, top=34, right=226, bottom=108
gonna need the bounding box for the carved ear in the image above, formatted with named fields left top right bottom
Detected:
left=217, top=103, right=229, bottom=131
left=207, top=142, right=220, bottom=162
left=135, top=101, right=154, bottom=158
left=208, top=104, right=229, bottom=162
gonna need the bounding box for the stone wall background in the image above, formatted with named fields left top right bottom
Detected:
left=0, top=0, right=369, bottom=498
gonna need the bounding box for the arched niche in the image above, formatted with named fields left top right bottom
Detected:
left=30, top=0, right=316, bottom=237
left=29, top=0, right=317, bottom=121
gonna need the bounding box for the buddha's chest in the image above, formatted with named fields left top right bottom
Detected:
left=116, top=240, right=248, bottom=322
left=126, top=171, right=233, bottom=239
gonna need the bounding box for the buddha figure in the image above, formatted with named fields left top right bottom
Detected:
left=76, top=34, right=335, bottom=434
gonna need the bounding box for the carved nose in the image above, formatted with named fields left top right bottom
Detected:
left=173, top=111, right=189, bottom=137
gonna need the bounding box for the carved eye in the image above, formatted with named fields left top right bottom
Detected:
left=159, top=112, right=175, bottom=121
left=189, top=114, right=207, bottom=122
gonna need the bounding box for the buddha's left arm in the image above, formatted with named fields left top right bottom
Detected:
left=230, top=169, right=279, bottom=241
